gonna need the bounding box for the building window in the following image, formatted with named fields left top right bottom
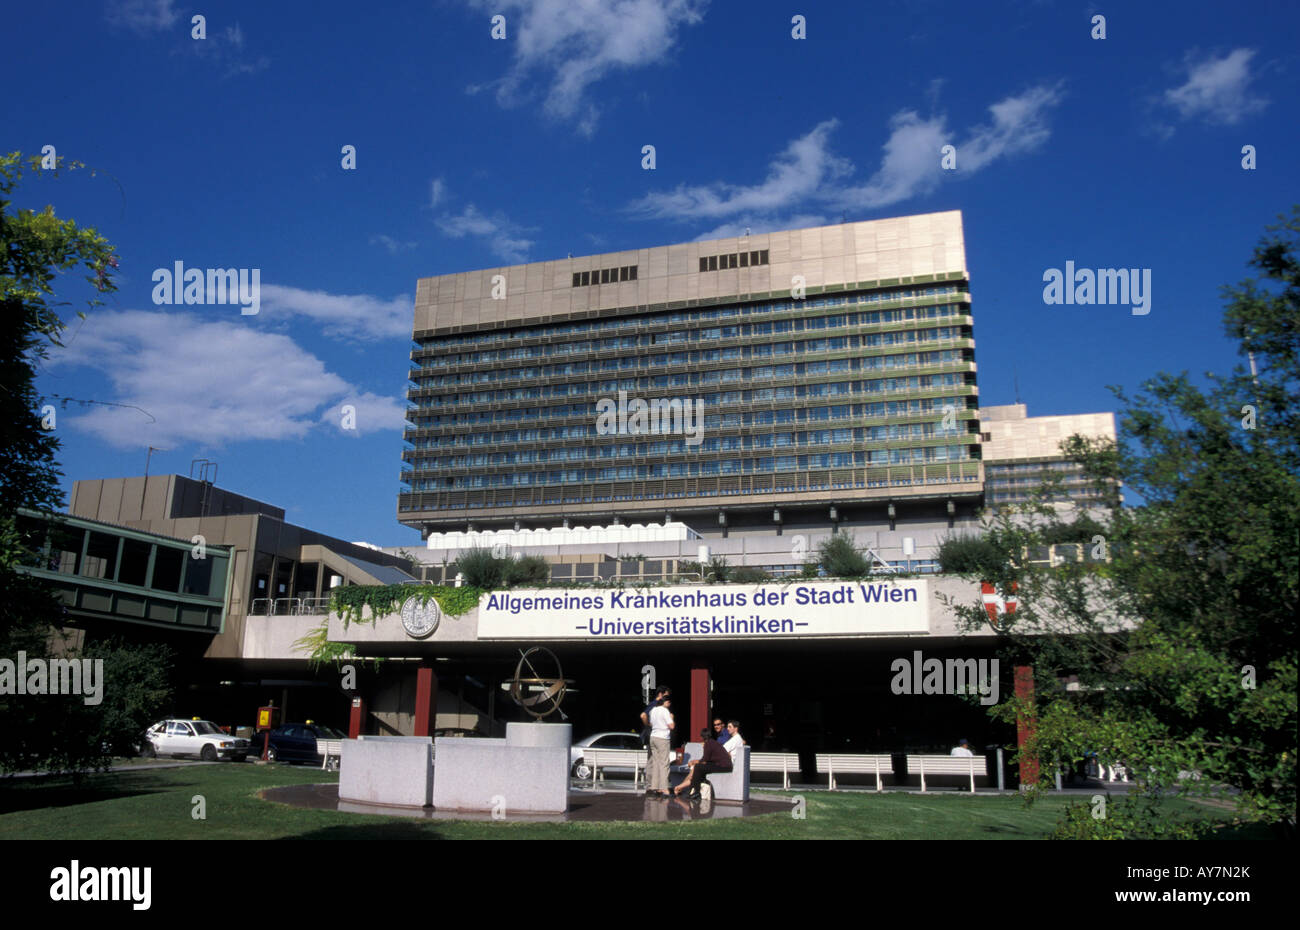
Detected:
left=573, top=265, right=637, bottom=287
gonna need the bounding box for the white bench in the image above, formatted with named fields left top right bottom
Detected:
left=317, top=739, right=343, bottom=771
left=815, top=753, right=892, bottom=791
left=907, top=754, right=987, bottom=792
left=579, top=748, right=646, bottom=788
left=749, top=752, right=801, bottom=789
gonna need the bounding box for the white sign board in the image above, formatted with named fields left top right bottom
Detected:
left=476, top=580, right=928, bottom=641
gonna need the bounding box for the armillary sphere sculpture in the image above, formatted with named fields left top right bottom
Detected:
left=508, top=646, right=572, bottom=720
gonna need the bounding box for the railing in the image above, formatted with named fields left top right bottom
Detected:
left=248, top=597, right=333, bottom=616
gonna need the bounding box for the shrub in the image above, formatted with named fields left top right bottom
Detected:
left=817, top=533, right=871, bottom=578
left=800, top=560, right=821, bottom=579
left=936, top=532, right=1008, bottom=576
left=506, top=554, right=551, bottom=586
left=454, top=547, right=507, bottom=589
left=704, top=556, right=731, bottom=583
left=729, top=566, right=772, bottom=584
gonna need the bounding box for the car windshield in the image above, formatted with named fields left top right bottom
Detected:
left=315, top=726, right=346, bottom=739
left=190, top=721, right=224, bottom=735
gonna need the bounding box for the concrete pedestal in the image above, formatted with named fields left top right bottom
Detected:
left=339, top=736, right=434, bottom=808
left=432, top=722, right=571, bottom=813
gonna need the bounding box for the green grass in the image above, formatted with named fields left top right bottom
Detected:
left=0, top=764, right=1264, bottom=840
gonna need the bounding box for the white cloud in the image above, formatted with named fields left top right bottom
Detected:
left=327, top=392, right=411, bottom=437
left=628, top=120, right=850, bottom=220
left=185, top=21, right=270, bottom=76
left=106, top=0, right=178, bottom=33
left=467, top=0, right=709, bottom=135
left=259, top=284, right=412, bottom=341
left=370, top=234, right=419, bottom=254
left=1163, top=49, right=1267, bottom=125
left=436, top=204, right=533, bottom=263
left=628, top=84, right=1064, bottom=225
left=47, top=310, right=406, bottom=449
left=430, top=178, right=447, bottom=207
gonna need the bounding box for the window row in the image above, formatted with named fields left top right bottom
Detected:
left=416, top=323, right=967, bottom=371
left=699, top=249, right=770, bottom=272
left=415, top=348, right=966, bottom=389
left=572, top=265, right=638, bottom=287
left=405, top=446, right=974, bottom=489
left=415, top=371, right=970, bottom=410
left=414, top=426, right=972, bottom=467
left=407, top=414, right=970, bottom=452
left=408, top=395, right=973, bottom=432
left=416, top=285, right=964, bottom=352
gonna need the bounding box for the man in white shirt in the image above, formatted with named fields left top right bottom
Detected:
left=647, top=697, right=674, bottom=796
left=723, top=719, right=745, bottom=766
left=950, top=738, right=974, bottom=757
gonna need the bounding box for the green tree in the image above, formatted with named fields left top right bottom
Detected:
left=947, top=209, right=1299, bottom=836
left=1, top=152, right=131, bottom=774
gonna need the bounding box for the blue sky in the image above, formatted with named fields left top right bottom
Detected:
left=6, top=0, right=1298, bottom=545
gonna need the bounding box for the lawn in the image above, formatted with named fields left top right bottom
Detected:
left=0, top=764, right=1264, bottom=840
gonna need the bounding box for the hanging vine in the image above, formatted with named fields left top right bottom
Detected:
left=329, top=584, right=483, bottom=629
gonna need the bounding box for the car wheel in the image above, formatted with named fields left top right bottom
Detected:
left=573, top=760, right=591, bottom=780
left=266, top=746, right=278, bottom=763
left=200, top=745, right=218, bottom=762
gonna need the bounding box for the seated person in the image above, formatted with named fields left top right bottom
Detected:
left=674, top=727, right=733, bottom=797
left=723, top=720, right=745, bottom=765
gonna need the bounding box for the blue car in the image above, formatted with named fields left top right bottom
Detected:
left=258, top=722, right=347, bottom=765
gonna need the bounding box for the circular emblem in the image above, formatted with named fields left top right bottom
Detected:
left=399, top=596, right=440, bottom=638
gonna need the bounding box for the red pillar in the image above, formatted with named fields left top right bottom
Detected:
left=1014, top=665, right=1038, bottom=785
left=348, top=696, right=366, bottom=739
left=689, top=665, right=711, bottom=741
left=413, top=664, right=439, bottom=737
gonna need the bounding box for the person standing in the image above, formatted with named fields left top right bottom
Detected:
left=647, top=696, right=675, bottom=796
left=640, top=686, right=669, bottom=750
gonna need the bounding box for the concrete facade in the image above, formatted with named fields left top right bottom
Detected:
left=401, top=212, right=981, bottom=536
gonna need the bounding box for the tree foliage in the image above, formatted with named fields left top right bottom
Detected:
left=945, top=209, right=1299, bottom=835
left=0, top=152, right=142, bottom=774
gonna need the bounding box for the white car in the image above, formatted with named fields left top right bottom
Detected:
left=570, top=731, right=689, bottom=780
left=142, top=719, right=249, bottom=762
left=571, top=731, right=645, bottom=779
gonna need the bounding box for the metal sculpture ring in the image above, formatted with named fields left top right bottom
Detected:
left=508, top=646, right=570, bottom=719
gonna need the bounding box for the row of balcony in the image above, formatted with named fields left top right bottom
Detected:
left=410, top=289, right=971, bottom=356
left=411, top=323, right=974, bottom=376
